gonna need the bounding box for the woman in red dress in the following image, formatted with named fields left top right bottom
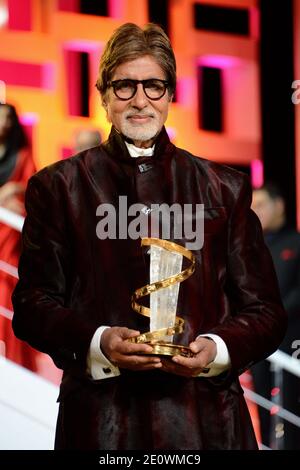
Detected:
left=0, top=103, right=37, bottom=370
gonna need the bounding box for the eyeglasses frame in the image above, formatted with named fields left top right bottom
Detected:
left=107, top=78, right=170, bottom=101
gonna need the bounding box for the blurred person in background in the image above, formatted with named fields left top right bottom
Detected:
left=73, top=128, right=102, bottom=154
left=251, top=182, right=300, bottom=449
left=0, top=102, right=37, bottom=370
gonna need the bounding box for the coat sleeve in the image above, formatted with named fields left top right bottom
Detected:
left=208, top=175, right=287, bottom=376
left=12, top=172, right=100, bottom=372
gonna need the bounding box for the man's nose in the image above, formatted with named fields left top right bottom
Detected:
left=130, top=83, right=148, bottom=108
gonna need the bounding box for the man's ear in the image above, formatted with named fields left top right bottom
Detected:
left=102, top=98, right=112, bottom=123
left=102, top=98, right=108, bottom=111
left=276, top=198, right=285, bottom=218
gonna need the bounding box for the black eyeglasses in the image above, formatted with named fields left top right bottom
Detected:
left=108, top=79, right=169, bottom=101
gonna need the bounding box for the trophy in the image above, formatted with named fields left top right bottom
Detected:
left=128, top=237, right=196, bottom=357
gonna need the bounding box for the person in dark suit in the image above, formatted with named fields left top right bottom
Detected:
left=251, top=182, right=300, bottom=449
left=11, top=23, right=286, bottom=450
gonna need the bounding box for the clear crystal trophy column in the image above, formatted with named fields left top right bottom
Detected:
left=150, top=243, right=182, bottom=343
left=129, top=237, right=196, bottom=357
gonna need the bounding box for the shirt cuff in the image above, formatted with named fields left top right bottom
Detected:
left=87, top=326, right=120, bottom=380
left=196, top=333, right=231, bottom=377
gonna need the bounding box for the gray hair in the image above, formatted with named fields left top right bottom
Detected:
left=96, top=23, right=176, bottom=99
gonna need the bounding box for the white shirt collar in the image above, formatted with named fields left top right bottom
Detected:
left=125, top=141, right=155, bottom=158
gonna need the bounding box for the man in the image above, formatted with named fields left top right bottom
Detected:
left=12, top=23, right=286, bottom=450
left=251, top=183, right=300, bottom=449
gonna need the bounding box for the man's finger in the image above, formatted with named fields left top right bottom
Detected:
left=118, top=340, right=154, bottom=355
left=172, top=352, right=210, bottom=369
left=118, top=327, right=141, bottom=339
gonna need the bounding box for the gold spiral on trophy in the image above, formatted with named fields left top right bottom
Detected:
left=128, top=238, right=196, bottom=357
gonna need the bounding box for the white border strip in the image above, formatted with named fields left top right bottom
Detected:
left=0, top=207, right=24, bottom=232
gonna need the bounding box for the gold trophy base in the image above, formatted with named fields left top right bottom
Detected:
left=147, top=342, right=194, bottom=358
left=128, top=336, right=211, bottom=372
left=127, top=334, right=194, bottom=357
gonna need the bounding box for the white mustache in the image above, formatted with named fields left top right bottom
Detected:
left=125, top=112, right=155, bottom=119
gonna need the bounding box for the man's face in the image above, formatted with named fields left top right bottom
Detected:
left=103, top=55, right=172, bottom=148
left=251, top=189, right=284, bottom=232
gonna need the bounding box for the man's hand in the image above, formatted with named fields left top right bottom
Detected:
left=0, top=182, right=24, bottom=205
left=161, top=337, right=217, bottom=377
left=0, top=182, right=25, bottom=215
left=101, top=327, right=162, bottom=371
left=2, top=196, right=24, bottom=214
